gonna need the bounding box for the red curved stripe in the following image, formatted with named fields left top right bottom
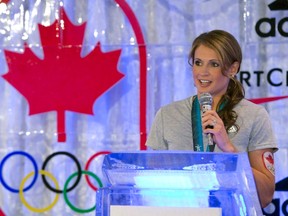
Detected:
left=250, top=96, right=288, bottom=104
left=0, top=0, right=10, bottom=4
left=0, top=208, right=5, bottom=216
left=115, top=0, right=147, bottom=150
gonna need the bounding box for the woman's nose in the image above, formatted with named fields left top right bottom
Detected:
left=199, top=64, right=209, bottom=75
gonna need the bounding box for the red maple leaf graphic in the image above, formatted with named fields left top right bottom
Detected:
left=2, top=8, right=124, bottom=142
left=265, top=154, right=274, bottom=165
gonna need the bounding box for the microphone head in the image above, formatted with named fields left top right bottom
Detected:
left=199, top=92, right=213, bottom=106
left=199, top=92, right=213, bottom=112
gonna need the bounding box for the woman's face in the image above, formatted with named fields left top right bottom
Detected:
left=192, top=44, right=231, bottom=100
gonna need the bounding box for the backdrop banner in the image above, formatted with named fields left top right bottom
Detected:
left=0, top=0, right=287, bottom=215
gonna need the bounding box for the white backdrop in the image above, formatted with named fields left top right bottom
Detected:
left=0, top=0, right=287, bottom=215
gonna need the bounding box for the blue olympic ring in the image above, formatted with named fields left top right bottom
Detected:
left=0, top=151, right=38, bottom=193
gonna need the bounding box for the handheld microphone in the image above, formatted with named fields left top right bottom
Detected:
left=199, top=92, right=214, bottom=146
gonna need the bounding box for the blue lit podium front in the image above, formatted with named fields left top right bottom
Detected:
left=96, top=151, right=263, bottom=216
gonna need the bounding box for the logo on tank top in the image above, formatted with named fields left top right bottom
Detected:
left=228, top=125, right=237, bottom=133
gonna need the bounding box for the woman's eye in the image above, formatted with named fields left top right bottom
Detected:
left=194, top=60, right=202, bottom=66
left=211, top=62, right=220, bottom=67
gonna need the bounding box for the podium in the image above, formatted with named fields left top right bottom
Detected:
left=95, top=151, right=263, bottom=216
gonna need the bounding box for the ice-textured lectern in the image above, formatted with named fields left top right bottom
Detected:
left=96, top=151, right=262, bottom=216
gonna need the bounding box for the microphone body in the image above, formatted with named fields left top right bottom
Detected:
left=199, top=93, right=214, bottom=146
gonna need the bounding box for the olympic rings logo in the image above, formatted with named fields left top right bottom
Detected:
left=0, top=150, right=111, bottom=214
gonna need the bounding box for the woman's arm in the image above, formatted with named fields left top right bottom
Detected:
left=248, top=148, right=275, bottom=208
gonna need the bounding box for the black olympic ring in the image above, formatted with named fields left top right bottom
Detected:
left=41, top=151, right=81, bottom=193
